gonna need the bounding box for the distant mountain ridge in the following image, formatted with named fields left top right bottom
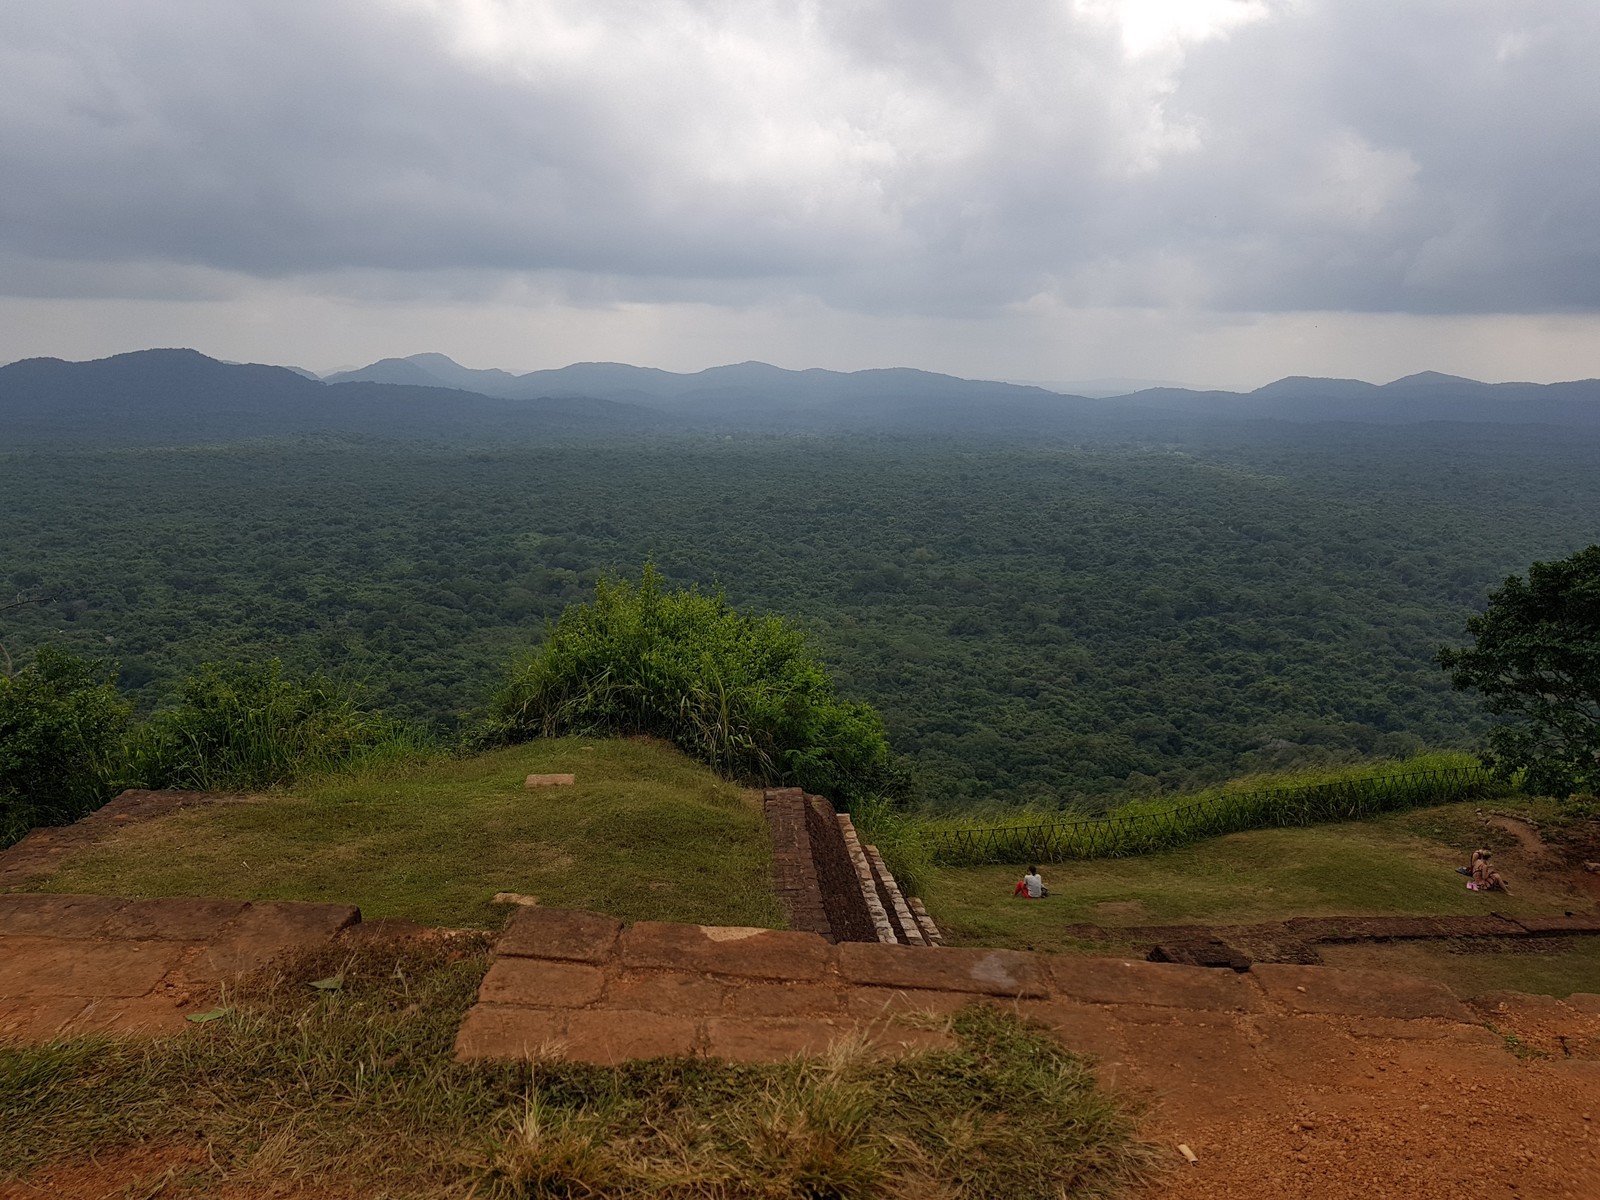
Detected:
left=1119, top=370, right=1600, bottom=425
left=325, top=354, right=1079, bottom=420
left=0, top=348, right=668, bottom=446
left=3, top=348, right=1599, bottom=447
left=326, top=352, right=1600, bottom=427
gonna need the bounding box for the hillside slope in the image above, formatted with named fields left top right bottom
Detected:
left=23, top=738, right=783, bottom=930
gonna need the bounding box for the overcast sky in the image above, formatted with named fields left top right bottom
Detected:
left=2, top=0, right=1596, bottom=388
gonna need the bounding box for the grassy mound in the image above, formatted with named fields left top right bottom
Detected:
left=484, top=566, right=904, bottom=807
left=23, top=738, right=783, bottom=930
left=0, top=939, right=1158, bottom=1199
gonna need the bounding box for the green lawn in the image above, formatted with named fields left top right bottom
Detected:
left=919, top=800, right=1590, bottom=955
left=23, top=738, right=784, bottom=930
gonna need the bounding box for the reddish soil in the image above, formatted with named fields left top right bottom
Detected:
left=1147, top=1052, right=1599, bottom=1200
left=0, top=1144, right=355, bottom=1200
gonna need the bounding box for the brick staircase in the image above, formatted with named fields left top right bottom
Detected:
left=762, top=787, right=943, bottom=945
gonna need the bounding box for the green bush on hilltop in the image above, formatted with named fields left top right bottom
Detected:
left=482, top=565, right=905, bottom=806
left=131, top=659, right=424, bottom=792
left=0, top=646, right=131, bottom=843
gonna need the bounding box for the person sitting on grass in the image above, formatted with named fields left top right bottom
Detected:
left=1469, top=848, right=1512, bottom=894
left=1013, top=865, right=1047, bottom=899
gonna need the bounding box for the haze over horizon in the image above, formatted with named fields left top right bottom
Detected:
left=3, top=1, right=1598, bottom=391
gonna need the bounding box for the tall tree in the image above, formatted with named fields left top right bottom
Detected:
left=1439, top=545, right=1600, bottom=796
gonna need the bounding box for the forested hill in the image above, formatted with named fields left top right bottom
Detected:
left=6, top=349, right=1600, bottom=446
left=6, top=422, right=1600, bottom=806
left=8, top=348, right=1600, bottom=807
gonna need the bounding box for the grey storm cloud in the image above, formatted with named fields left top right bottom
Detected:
left=1, top=0, right=1596, bottom=317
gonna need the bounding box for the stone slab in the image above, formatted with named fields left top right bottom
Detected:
left=1, top=936, right=184, bottom=999
left=620, top=922, right=833, bottom=981
left=563, top=1009, right=698, bottom=1065
left=1252, top=963, right=1472, bottom=1021
left=838, top=943, right=1047, bottom=998
left=724, top=982, right=845, bottom=1018
left=454, top=1004, right=568, bottom=1061
left=603, top=970, right=725, bottom=1016
left=479, top=958, right=606, bottom=1008
left=99, top=897, right=250, bottom=942
left=859, top=1022, right=958, bottom=1055
left=704, top=1016, right=849, bottom=1063
left=525, top=774, right=575, bottom=788
left=0, top=893, right=129, bottom=938
left=842, top=986, right=976, bottom=1019
left=1049, top=956, right=1263, bottom=1011
left=495, top=906, right=622, bottom=964
left=196, top=901, right=361, bottom=979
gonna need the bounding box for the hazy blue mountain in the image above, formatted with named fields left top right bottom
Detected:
left=0, top=349, right=667, bottom=446
left=326, top=353, right=1095, bottom=412
left=1113, top=372, right=1600, bottom=426
left=321, top=356, right=444, bottom=387
left=325, top=352, right=1600, bottom=430
left=1250, top=376, right=1381, bottom=400
left=7, top=349, right=1600, bottom=448
left=325, top=353, right=527, bottom=394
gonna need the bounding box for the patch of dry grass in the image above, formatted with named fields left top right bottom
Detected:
left=1, top=939, right=1157, bottom=1199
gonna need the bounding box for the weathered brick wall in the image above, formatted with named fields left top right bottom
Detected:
left=763, top=788, right=831, bottom=938
left=762, top=788, right=878, bottom=943
left=805, top=795, right=878, bottom=944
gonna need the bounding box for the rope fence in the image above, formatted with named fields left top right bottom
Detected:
left=920, top=765, right=1502, bottom=866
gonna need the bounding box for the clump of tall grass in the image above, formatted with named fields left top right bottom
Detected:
left=919, top=751, right=1510, bottom=866
left=129, top=660, right=431, bottom=792
left=0, top=646, right=131, bottom=848
left=1, top=938, right=1157, bottom=1199
left=850, top=792, right=935, bottom=898
left=481, top=565, right=906, bottom=807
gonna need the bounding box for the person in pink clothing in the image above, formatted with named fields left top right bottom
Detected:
left=1469, top=848, right=1511, bottom=894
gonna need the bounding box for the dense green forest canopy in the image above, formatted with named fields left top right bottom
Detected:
left=4, top=421, right=1598, bottom=808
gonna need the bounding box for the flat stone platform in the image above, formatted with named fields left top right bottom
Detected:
left=0, top=892, right=360, bottom=1039
left=4, top=894, right=1599, bottom=1198
left=451, top=904, right=1562, bottom=1069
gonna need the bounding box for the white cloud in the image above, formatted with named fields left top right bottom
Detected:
left=0, top=0, right=1597, bottom=379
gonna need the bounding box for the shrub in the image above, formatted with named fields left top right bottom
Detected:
left=483, top=566, right=905, bottom=806
left=131, top=660, right=421, bottom=791
left=0, top=646, right=131, bottom=845
left=918, top=752, right=1507, bottom=866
